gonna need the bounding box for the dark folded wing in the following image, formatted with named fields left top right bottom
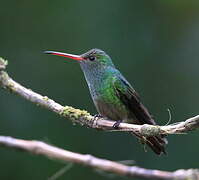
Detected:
left=113, top=76, right=156, bottom=125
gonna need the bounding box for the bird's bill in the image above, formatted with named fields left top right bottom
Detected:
left=44, top=51, right=83, bottom=61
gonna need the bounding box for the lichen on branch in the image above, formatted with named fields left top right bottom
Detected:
left=0, top=57, right=8, bottom=70
left=60, top=106, right=93, bottom=126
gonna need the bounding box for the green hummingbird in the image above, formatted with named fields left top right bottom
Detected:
left=45, top=48, right=167, bottom=155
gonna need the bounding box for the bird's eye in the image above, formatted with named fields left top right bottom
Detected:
left=88, top=56, right=96, bottom=61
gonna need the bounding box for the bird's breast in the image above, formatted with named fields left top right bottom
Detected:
left=91, top=82, right=130, bottom=121
left=80, top=64, right=133, bottom=121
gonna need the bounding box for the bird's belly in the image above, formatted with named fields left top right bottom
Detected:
left=89, top=80, right=135, bottom=122
left=94, top=98, right=131, bottom=121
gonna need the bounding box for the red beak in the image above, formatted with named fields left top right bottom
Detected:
left=44, top=51, right=84, bottom=61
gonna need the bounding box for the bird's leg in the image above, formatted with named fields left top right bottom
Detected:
left=113, top=120, right=122, bottom=129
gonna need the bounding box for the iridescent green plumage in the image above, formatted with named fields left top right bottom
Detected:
left=80, top=49, right=153, bottom=124
left=45, top=48, right=167, bottom=155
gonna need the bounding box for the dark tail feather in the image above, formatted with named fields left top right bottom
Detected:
left=146, top=136, right=167, bottom=155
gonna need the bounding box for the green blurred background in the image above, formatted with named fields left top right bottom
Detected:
left=1, top=0, right=199, bottom=179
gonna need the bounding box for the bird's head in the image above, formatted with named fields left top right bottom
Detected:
left=44, top=48, right=115, bottom=68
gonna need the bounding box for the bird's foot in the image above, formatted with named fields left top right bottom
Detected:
left=113, top=120, right=122, bottom=129
left=94, top=114, right=103, bottom=119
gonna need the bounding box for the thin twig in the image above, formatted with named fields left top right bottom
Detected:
left=0, top=136, right=198, bottom=180
left=0, top=57, right=199, bottom=138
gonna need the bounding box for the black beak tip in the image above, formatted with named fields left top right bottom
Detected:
left=43, top=51, right=53, bottom=54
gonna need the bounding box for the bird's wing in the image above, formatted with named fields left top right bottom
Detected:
left=113, top=76, right=156, bottom=125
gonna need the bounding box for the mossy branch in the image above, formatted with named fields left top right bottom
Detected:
left=0, top=57, right=199, bottom=138
left=1, top=57, right=199, bottom=180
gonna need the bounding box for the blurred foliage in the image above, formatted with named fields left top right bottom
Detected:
left=1, top=0, right=199, bottom=180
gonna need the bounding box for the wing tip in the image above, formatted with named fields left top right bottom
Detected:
left=146, top=136, right=168, bottom=155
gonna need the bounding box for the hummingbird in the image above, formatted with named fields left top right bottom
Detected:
left=44, top=48, right=167, bottom=155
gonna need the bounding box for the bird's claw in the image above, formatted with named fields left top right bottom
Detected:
left=113, top=120, right=122, bottom=129
left=94, top=114, right=103, bottom=119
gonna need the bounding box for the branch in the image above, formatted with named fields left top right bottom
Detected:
left=1, top=57, right=199, bottom=179
left=0, top=135, right=198, bottom=180
left=0, top=58, right=199, bottom=137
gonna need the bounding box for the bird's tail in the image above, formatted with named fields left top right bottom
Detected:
left=145, top=136, right=167, bottom=155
